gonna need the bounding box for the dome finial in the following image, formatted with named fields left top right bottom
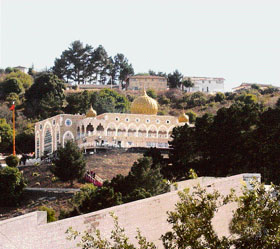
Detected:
left=86, top=105, right=97, bottom=118
left=178, top=109, right=189, bottom=123
left=130, top=85, right=158, bottom=115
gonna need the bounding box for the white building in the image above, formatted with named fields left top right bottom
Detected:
left=182, top=76, right=225, bottom=93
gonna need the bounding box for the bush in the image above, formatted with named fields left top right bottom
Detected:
left=38, top=206, right=57, bottom=222
left=0, top=167, right=26, bottom=206
left=186, top=110, right=197, bottom=124
left=5, top=155, right=19, bottom=167
left=214, top=92, right=225, bottom=102
left=146, top=89, right=157, bottom=99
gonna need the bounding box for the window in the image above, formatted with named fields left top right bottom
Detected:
left=39, top=124, right=42, bottom=130
left=115, top=117, right=119, bottom=121
left=156, top=119, right=160, bottom=124
left=65, top=119, right=72, bottom=126
left=166, top=120, right=170, bottom=124
left=135, top=118, right=140, bottom=123
left=52, top=120, right=56, bottom=126
left=125, top=118, right=129, bottom=122
left=44, top=129, right=52, bottom=154
left=146, top=119, right=150, bottom=123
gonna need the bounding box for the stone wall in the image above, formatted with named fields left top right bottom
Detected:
left=0, top=174, right=260, bottom=249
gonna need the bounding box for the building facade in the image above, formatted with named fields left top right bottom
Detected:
left=34, top=91, right=189, bottom=158
left=126, top=75, right=167, bottom=91
left=183, top=76, right=225, bottom=93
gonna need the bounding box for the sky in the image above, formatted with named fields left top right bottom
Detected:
left=1, top=0, right=280, bottom=91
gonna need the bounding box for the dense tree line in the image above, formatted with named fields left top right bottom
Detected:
left=161, top=100, right=280, bottom=185
left=52, top=40, right=134, bottom=87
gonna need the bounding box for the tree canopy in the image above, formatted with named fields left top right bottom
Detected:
left=65, top=88, right=130, bottom=115
left=0, top=118, right=13, bottom=153
left=24, top=72, right=65, bottom=120
left=52, top=40, right=134, bottom=86
left=51, top=141, right=86, bottom=186
left=168, top=70, right=183, bottom=89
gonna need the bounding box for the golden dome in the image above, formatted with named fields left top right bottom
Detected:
left=130, top=90, right=158, bottom=115
left=178, top=112, right=189, bottom=123
left=86, top=105, right=97, bottom=118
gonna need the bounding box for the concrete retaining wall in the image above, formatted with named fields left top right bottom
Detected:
left=0, top=174, right=260, bottom=249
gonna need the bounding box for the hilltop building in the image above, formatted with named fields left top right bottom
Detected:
left=34, top=90, right=189, bottom=158
left=126, top=75, right=167, bottom=91
left=14, top=66, right=28, bottom=74
left=232, top=82, right=279, bottom=92
left=182, top=76, right=225, bottom=93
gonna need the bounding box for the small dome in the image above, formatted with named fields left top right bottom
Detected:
left=86, top=105, right=97, bottom=118
left=178, top=112, right=189, bottom=123
left=130, top=90, right=158, bottom=115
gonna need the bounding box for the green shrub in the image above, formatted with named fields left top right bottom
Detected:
left=38, top=206, right=57, bottom=222
left=5, top=155, right=19, bottom=167
left=214, top=92, right=225, bottom=102
left=146, top=89, right=157, bottom=99
left=0, top=166, right=26, bottom=206
left=186, top=111, right=197, bottom=124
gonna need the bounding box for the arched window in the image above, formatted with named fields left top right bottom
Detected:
left=44, top=128, right=52, bottom=154
left=117, top=124, right=126, bottom=137
left=128, top=125, right=137, bottom=137
left=86, top=123, right=94, bottom=136
left=138, top=126, right=147, bottom=137
left=107, top=124, right=116, bottom=136
left=148, top=126, right=157, bottom=138
left=96, top=124, right=104, bottom=136
left=63, top=131, right=74, bottom=147
left=56, top=131, right=60, bottom=148
left=77, top=127, right=80, bottom=139
left=81, top=125, right=85, bottom=137
left=36, top=138, right=40, bottom=158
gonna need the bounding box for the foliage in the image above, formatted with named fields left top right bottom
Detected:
left=158, top=94, right=170, bottom=105
left=24, top=72, right=65, bottom=119
left=15, top=122, right=35, bottom=153
left=148, top=70, right=167, bottom=77
left=167, top=70, right=183, bottom=89
left=70, top=181, right=280, bottom=249
left=146, top=89, right=157, bottom=99
left=5, top=71, right=33, bottom=89
left=275, top=97, right=280, bottom=108
left=63, top=157, right=169, bottom=218
left=5, top=155, right=19, bottom=167
left=76, top=183, right=122, bottom=214
left=229, top=182, right=280, bottom=248
left=162, top=185, right=234, bottom=249
left=53, top=41, right=134, bottom=86
left=65, top=89, right=130, bottom=115
left=38, top=206, right=57, bottom=222
left=51, top=141, right=86, bottom=186
left=0, top=118, right=13, bottom=152
left=67, top=213, right=156, bottom=249
left=6, top=92, right=20, bottom=105
left=166, top=101, right=280, bottom=184
left=0, top=77, right=24, bottom=98
left=235, top=93, right=258, bottom=104
left=214, top=92, right=226, bottom=102
left=182, top=78, right=194, bottom=91
left=185, top=110, right=197, bottom=124
left=0, top=166, right=26, bottom=206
